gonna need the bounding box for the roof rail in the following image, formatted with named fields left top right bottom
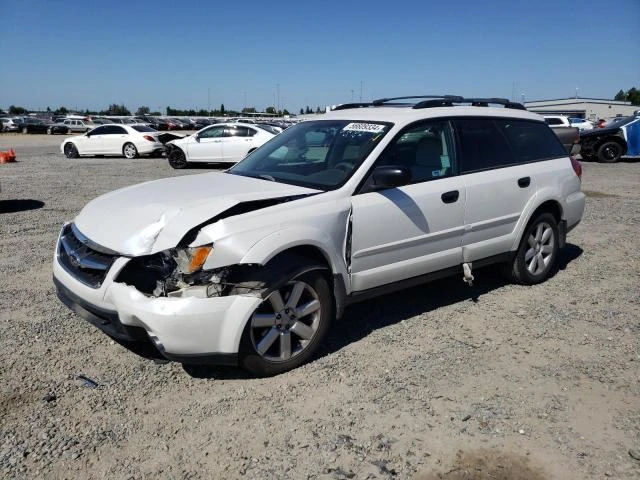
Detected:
left=413, top=97, right=526, bottom=110
left=331, top=102, right=373, bottom=111
left=331, top=96, right=527, bottom=111
left=371, top=95, right=461, bottom=106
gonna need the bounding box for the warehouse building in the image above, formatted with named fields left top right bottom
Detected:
left=524, top=98, right=638, bottom=121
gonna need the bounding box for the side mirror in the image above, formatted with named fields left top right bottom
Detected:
left=194, top=133, right=200, bottom=142
left=371, top=165, right=411, bottom=188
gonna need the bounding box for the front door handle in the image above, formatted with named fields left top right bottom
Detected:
left=518, top=176, right=531, bottom=188
left=441, top=190, right=459, bottom=204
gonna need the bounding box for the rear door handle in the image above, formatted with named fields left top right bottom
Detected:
left=518, top=176, right=531, bottom=188
left=441, top=190, right=459, bottom=204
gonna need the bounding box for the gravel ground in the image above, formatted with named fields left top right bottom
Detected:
left=0, top=134, right=638, bottom=480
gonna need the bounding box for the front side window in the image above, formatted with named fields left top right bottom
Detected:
left=199, top=126, right=225, bottom=138
left=375, top=120, right=456, bottom=183
left=228, top=120, right=392, bottom=190
left=90, top=126, right=108, bottom=135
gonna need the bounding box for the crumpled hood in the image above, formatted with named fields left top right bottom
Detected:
left=74, top=172, right=320, bottom=256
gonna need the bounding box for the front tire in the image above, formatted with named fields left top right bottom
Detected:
left=123, top=142, right=139, bottom=159
left=63, top=143, right=79, bottom=159
left=168, top=148, right=188, bottom=169
left=239, top=270, right=332, bottom=376
left=503, top=212, right=559, bottom=285
left=597, top=141, right=623, bottom=163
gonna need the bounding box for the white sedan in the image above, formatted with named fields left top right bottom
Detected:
left=165, top=123, right=275, bottom=168
left=61, top=124, right=165, bottom=159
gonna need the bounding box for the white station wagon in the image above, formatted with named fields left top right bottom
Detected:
left=53, top=96, right=586, bottom=376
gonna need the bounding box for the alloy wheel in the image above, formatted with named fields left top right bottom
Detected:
left=249, top=280, right=322, bottom=362
left=525, top=221, right=555, bottom=275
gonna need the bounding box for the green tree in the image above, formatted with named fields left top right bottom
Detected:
left=54, top=106, right=68, bottom=115
left=242, top=107, right=256, bottom=113
left=136, top=106, right=151, bottom=116
left=8, top=105, right=27, bottom=115
left=614, top=89, right=626, bottom=101
left=265, top=106, right=276, bottom=115
left=305, top=106, right=312, bottom=114
left=282, top=109, right=290, bottom=116
left=107, top=103, right=130, bottom=115
left=626, top=87, right=640, bottom=105
left=220, top=104, right=225, bottom=116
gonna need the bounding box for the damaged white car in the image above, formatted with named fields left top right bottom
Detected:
left=53, top=96, right=585, bottom=376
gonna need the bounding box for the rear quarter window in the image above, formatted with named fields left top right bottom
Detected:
left=496, top=119, right=566, bottom=162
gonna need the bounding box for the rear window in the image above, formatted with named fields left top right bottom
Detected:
left=132, top=125, right=156, bottom=132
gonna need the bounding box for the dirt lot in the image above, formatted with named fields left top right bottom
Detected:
left=0, top=134, right=638, bottom=480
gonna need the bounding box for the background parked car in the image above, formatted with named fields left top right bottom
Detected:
left=61, top=124, right=165, bottom=159
left=579, top=115, right=640, bottom=162
left=1, top=117, right=21, bottom=132
left=568, top=117, right=594, bottom=131
left=46, top=122, right=70, bottom=135
left=16, top=117, right=50, bottom=134
left=165, top=122, right=275, bottom=168
left=63, top=119, right=96, bottom=133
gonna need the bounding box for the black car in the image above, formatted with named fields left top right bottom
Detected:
left=46, top=122, right=70, bottom=135
left=579, top=115, right=640, bottom=162
left=16, top=117, right=70, bottom=134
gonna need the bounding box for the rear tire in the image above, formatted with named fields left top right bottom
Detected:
left=597, top=141, right=623, bottom=163
left=22, top=127, right=28, bottom=134
left=502, top=212, right=559, bottom=285
left=239, top=270, right=332, bottom=376
left=123, top=142, right=139, bottom=159
left=168, top=148, right=188, bottom=169
left=47, top=127, right=53, bottom=135
left=63, top=143, right=79, bottom=159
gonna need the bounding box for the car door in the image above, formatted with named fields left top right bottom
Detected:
left=101, top=125, right=129, bottom=154
left=79, top=125, right=108, bottom=154
left=221, top=126, right=255, bottom=163
left=454, top=117, right=539, bottom=262
left=187, top=125, right=225, bottom=162
left=349, top=120, right=465, bottom=292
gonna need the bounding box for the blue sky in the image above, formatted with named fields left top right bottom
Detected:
left=1, top=0, right=638, bottom=113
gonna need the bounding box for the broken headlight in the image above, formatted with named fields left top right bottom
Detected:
left=116, top=244, right=215, bottom=297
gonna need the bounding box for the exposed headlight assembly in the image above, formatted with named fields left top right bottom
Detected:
left=171, top=245, right=213, bottom=274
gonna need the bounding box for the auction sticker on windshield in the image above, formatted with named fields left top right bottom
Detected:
left=343, top=123, right=386, bottom=133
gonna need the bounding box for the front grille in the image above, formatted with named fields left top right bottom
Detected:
left=57, top=223, right=117, bottom=288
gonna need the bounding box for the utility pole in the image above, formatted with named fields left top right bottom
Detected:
left=276, top=83, right=280, bottom=117
left=207, top=88, right=211, bottom=115
left=243, top=92, right=247, bottom=111
left=359, top=81, right=363, bottom=102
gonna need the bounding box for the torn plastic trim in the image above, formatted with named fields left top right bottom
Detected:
left=178, top=194, right=318, bottom=247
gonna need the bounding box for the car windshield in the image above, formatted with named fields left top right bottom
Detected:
left=228, top=120, right=392, bottom=190
left=132, top=125, right=157, bottom=132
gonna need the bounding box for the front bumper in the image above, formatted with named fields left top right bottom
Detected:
left=53, top=252, right=262, bottom=364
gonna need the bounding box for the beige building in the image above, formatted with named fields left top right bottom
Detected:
left=524, top=98, right=638, bottom=121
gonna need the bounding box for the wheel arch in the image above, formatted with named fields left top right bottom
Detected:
left=510, top=198, right=564, bottom=251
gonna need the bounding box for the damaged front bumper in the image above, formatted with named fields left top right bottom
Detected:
left=53, top=256, right=262, bottom=365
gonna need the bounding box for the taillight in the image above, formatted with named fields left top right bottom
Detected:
left=143, top=135, right=155, bottom=142
left=570, top=155, right=582, bottom=180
